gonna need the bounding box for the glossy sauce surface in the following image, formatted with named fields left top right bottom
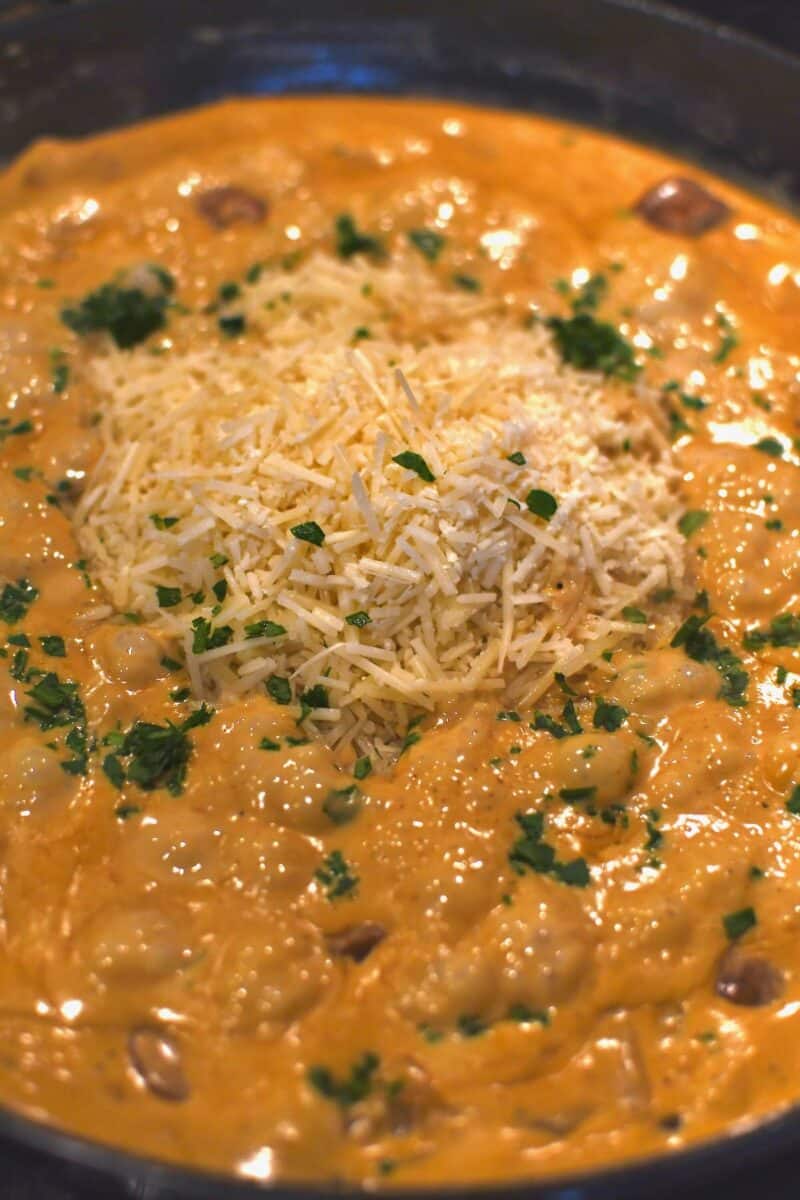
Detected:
left=0, top=97, right=799, bottom=1185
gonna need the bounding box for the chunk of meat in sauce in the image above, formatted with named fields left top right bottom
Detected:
left=636, top=177, right=730, bottom=236
left=716, top=947, right=783, bottom=1007
left=326, top=922, right=387, bottom=962
left=194, top=186, right=267, bottom=228
left=128, top=1027, right=189, bottom=1102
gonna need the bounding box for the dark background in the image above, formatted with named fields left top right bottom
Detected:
left=673, top=0, right=800, bottom=45
left=0, top=0, right=799, bottom=51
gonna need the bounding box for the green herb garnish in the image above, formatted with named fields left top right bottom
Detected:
left=0, top=578, right=38, bottom=625
left=315, top=849, right=359, bottom=900
left=335, top=214, right=384, bottom=259
left=308, top=1051, right=379, bottom=1105
left=290, top=521, right=325, bottom=547
left=61, top=270, right=174, bottom=348
left=723, top=906, right=756, bottom=940
left=391, top=450, right=436, bottom=483
left=525, top=489, right=558, bottom=520
left=408, top=228, right=445, bottom=262
left=678, top=510, right=710, bottom=538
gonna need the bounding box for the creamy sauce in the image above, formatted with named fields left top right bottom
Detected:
left=0, top=97, right=799, bottom=1185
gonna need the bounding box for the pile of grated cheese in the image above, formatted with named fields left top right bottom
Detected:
left=74, top=251, right=689, bottom=754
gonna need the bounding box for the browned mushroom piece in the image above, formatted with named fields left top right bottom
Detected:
left=715, top=946, right=783, bottom=1007
left=194, top=186, right=267, bottom=229
left=326, top=922, right=387, bottom=962
left=128, top=1027, right=190, bottom=1102
left=635, top=177, right=730, bottom=236
left=347, top=1059, right=448, bottom=1142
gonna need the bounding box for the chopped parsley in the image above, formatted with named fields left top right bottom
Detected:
left=497, top=710, right=521, bottom=722
left=554, top=672, right=577, bottom=695
left=786, top=784, right=800, bottom=816
left=156, top=585, right=182, bottom=608
left=678, top=510, right=710, bottom=538
left=209, top=552, right=229, bottom=568
left=525, top=489, right=557, bottom=520
left=532, top=712, right=569, bottom=739
left=266, top=675, right=292, bottom=705
left=212, top=579, right=228, bottom=604
left=51, top=352, right=69, bottom=394
left=509, top=809, right=590, bottom=888
left=315, top=849, right=359, bottom=900
left=408, top=228, right=445, bottom=262
left=244, top=619, right=286, bottom=639
left=322, top=784, right=362, bottom=826
left=307, top=1051, right=379, bottom=1106
left=61, top=269, right=174, bottom=348
left=218, top=313, right=246, bottom=338
left=190, top=617, right=233, bottom=654
left=353, top=755, right=372, bottom=780
left=712, top=313, right=739, bottom=364
left=457, top=1014, right=487, bottom=1038
left=672, top=610, right=748, bottom=707
left=546, top=312, right=639, bottom=380
left=743, top=613, right=800, bottom=651
left=259, top=737, right=281, bottom=752
left=24, top=671, right=89, bottom=775
left=766, top=518, right=784, bottom=531
left=218, top=281, right=241, bottom=303
left=507, top=451, right=527, bottom=466
left=0, top=418, right=33, bottom=445
left=723, top=906, right=756, bottom=941
left=334, top=214, right=384, bottom=259
left=0, top=578, right=38, bottom=625
left=622, top=606, right=647, bottom=624
left=754, top=436, right=784, bottom=458
left=101, top=704, right=213, bottom=796
left=150, top=514, right=179, bottom=531
left=38, top=635, right=66, bottom=658
left=593, top=698, right=628, bottom=732
left=644, top=809, right=663, bottom=853
left=561, top=699, right=583, bottom=735
left=452, top=273, right=481, bottom=292
left=391, top=450, right=436, bottom=483
left=559, top=786, right=597, bottom=804
left=290, top=521, right=325, bottom=547
left=169, top=686, right=191, bottom=703
left=345, top=610, right=371, bottom=628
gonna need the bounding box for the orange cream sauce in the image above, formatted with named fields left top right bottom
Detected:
left=0, top=97, right=798, bottom=1185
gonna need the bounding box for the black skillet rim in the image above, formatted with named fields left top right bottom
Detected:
left=0, top=0, right=799, bottom=1196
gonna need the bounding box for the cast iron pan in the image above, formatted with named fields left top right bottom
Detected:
left=0, top=2, right=799, bottom=1197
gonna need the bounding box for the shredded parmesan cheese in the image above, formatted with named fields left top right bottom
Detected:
left=74, top=252, right=688, bottom=752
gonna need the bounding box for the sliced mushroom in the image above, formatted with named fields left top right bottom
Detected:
left=635, top=177, right=730, bottom=236
left=194, top=186, right=267, bottom=229
left=715, top=946, right=783, bottom=1007
left=326, top=922, right=387, bottom=962
left=128, top=1026, right=189, bottom=1101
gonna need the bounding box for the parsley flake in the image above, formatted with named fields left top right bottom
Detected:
left=525, top=489, right=558, bottom=520
left=408, top=228, right=445, bottom=262
left=723, top=906, right=756, bottom=940
left=0, top=578, right=38, bottom=625
left=391, top=450, right=436, bottom=483
left=678, top=510, right=710, bottom=538
left=290, top=521, right=325, bottom=547
left=315, top=849, right=359, bottom=900
left=334, top=214, right=384, bottom=259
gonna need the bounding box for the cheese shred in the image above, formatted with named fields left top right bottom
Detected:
left=74, top=252, right=688, bottom=752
